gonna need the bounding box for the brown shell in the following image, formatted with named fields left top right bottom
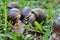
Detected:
left=53, top=22, right=60, bottom=34
left=7, top=2, right=19, bottom=9
left=8, top=8, right=21, bottom=24
left=21, top=7, right=32, bottom=18
left=31, top=8, right=47, bottom=21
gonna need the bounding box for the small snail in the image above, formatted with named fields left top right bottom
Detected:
left=31, top=8, right=47, bottom=22
left=7, top=2, right=19, bottom=9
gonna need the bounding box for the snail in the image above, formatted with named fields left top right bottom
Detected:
left=53, top=16, right=60, bottom=34
left=7, top=2, right=19, bottom=9
left=49, top=16, right=60, bottom=40
left=31, top=8, right=47, bottom=22
left=8, top=8, right=25, bottom=34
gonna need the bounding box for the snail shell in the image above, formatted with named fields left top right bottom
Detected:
left=53, top=16, right=60, bottom=34
left=21, top=7, right=31, bottom=18
left=8, top=8, right=21, bottom=25
left=7, top=2, right=19, bottom=9
left=31, top=8, right=47, bottom=22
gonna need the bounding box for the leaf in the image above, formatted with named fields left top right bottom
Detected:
left=0, top=33, right=4, bottom=37
left=5, top=33, right=14, bottom=39
left=42, top=27, right=52, bottom=40
left=25, top=34, right=31, bottom=40
left=19, top=33, right=24, bottom=40
left=24, top=25, right=30, bottom=30
left=34, top=21, right=43, bottom=32
left=0, top=36, right=4, bottom=40
left=0, top=33, right=13, bottom=39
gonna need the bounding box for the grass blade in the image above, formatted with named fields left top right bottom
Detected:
left=34, top=21, right=43, bottom=32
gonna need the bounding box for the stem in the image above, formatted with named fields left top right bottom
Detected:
left=4, top=0, right=7, bottom=34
